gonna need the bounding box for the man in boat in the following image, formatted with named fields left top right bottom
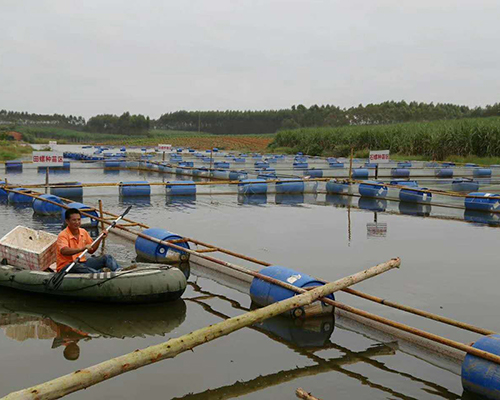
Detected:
left=56, top=208, right=122, bottom=273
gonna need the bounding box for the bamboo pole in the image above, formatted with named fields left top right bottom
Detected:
left=296, top=388, right=322, bottom=400
left=348, top=147, right=354, bottom=182
left=2, top=260, right=398, bottom=400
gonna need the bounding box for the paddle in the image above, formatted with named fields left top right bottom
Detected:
left=46, top=206, right=132, bottom=290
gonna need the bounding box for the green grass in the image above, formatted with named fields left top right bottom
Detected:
left=270, top=117, right=500, bottom=159
left=0, top=141, right=32, bottom=161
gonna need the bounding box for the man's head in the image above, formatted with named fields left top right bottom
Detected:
left=63, top=342, right=80, bottom=361
left=65, top=208, right=81, bottom=231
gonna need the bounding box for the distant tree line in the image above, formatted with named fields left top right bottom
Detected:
left=2, top=101, right=500, bottom=135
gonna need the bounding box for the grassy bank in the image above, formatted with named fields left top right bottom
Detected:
left=0, top=141, right=32, bottom=161
left=270, top=117, right=500, bottom=159
left=7, top=126, right=274, bottom=153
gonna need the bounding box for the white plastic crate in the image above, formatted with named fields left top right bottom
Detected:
left=0, top=226, right=57, bottom=271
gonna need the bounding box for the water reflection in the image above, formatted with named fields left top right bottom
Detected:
left=325, top=194, right=352, bottom=208
left=237, top=194, right=267, bottom=206
left=464, top=210, right=500, bottom=226
left=166, top=195, right=197, bottom=207
left=0, top=287, right=186, bottom=360
left=358, top=198, right=387, bottom=212
left=274, top=193, right=304, bottom=206
left=399, top=202, right=432, bottom=217
left=119, top=196, right=151, bottom=207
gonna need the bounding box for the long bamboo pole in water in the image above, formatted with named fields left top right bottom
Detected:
left=2, top=259, right=399, bottom=400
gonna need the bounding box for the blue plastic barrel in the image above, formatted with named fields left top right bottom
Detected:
left=442, top=162, right=455, bottom=167
left=462, top=334, right=500, bottom=399
left=452, top=179, right=479, bottom=192
left=229, top=171, right=248, bottom=180
left=364, top=163, right=377, bottom=169
left=250, top=266, right=334, bottom=318
left=233, top=158, right=246, bottom=163
left=473, top=168, right=492, bottom=178
left=166, top=181, right=196, bottom=196
left=50, top=182, right=83, bottom=199
left=105, top=160, right=121, bottom=168
left=135, top=228, right=190, bottom=263
left=257, top=173, right=277, bottom=180
left=212, top=170, right=230, bottom=180
left=326, top=180, right=350, bottom=194
left=214, top=161, right=229, bottom=169
left=329, top=162, right=344, bottom=168
left=254, top=161, right=269, bottom=169
left=61, top=202, right=98, bottom=227
left=5, top=161, right=23, bottom=171
left=276, top=179, right=305, bottom=194
left=293, top=162, right=309, bottom=169
left=359, top=181, right=388, bottom=198
left=0, top=181, right=7, bottom=197
left=238, top=179, right=268, bottom=195
left=390, top=180, right=418, bottom=187
left=179, top=161, right=194, bottom=168
left=391, top=168, right=410, bottom=178
left=352, top=168, right=369, bottom=179
left=8, top=188, right=32, bottom=203
left=465, top=192, right=500, bottom=212
left=306, top=169, right=323, bottom=178
left=465, top=163, right=478, bottom=167
left=119, top=181, right=151, bottom=197
left=435, top=168, right=454, bottom=178
left=397, top=162, right=412, bottom=168
left=425, top=162, right=439, bottom=167
left=32, top=194, right=64, bottom=215
left=399, top=188, right=432, bottom=204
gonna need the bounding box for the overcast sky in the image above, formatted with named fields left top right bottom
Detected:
left=1, top=0, right=499, bottom=119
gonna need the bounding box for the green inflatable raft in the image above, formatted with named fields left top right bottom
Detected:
left=0, top=263, right=187, bottom=303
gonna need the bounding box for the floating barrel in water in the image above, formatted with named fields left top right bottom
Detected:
left=233, top=157, right=246, bottom=163
left=238, top=179, right=268, bottom=195
left=329, top=162, right=344, bottom=168
left=359, top=181, right=388, bottom=199
left=0, top=181, right=7, bottom=197
left=276, top=179, right=304, bottom=194
left=166, top=181, right=196, bottom=196
left=305, top=169, right=323, bottom=178
left=32, top=194, right=64, bottom=215
left=441, top=162, right=455, bottom=167
left=452, top=178, right=479, bottom=192
left=464, top=192, right=500, bottom=212
left=391, top=168, right=410, bottom=178
left=214, top=161, right=229, bottom=169
left=104, top=159, right=121, bottom=168
left=461, top=334, right=500, bottom=399
left=293, top=162, right=309, bottom=169
left=425, top=162, right=439, bottom=167
left=465, top=163, right=478, bottom=167
left=212, top=170, right=230, bottom=180
left=119, top=181, right=151, bottom=197
left=352, top=168, right=369, bottom=179
left=5, top=161, right=22, bottom=171
left=399, top=188, right=432, bottom=204
left=254, top=161, right=269, bottom=169
left=178, top=161, right=194, bottom=168
left=8, top=188, right=32, bottom=203
left=250, top=266, right=334, bottom=319
left=364, top=162, right=377, bottom=169
left=435, top=168, right=453, bottom=178
left=229, top=170, right=248, bottom=180
left=192, top=168, right=208, bottom=177
left=397, top=162, right=412, bottom=168
left=326, top=180, right=350, bottom=194
left=135, top=228, right=190, bottom=263
left=390, top=180, right=418, bottom=187
left=50, top=182, right=83, bottom=199
left=358, top=197, right=387, bottom=212
left=61, top=202, right=98, bottom=227
left=473, top=168, right=492, bottom=178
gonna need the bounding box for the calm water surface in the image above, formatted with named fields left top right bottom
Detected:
left=0, top=154, right=498, bottom=399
